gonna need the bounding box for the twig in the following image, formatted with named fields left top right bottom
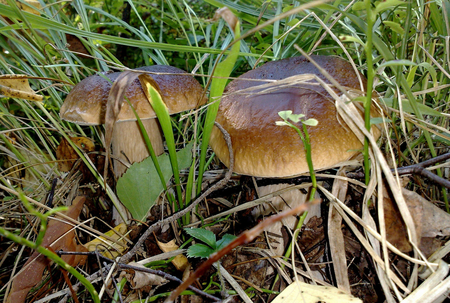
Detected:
left=57, top=251, right=220, bottom=302
left=165, top=199, right=321, bottom=303
left=119, top=122, right=234, bottom=264
left=347, top=152, right=450, bottom=189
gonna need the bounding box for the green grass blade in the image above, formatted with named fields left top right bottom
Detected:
left=196, top=21, right=241, bottom=194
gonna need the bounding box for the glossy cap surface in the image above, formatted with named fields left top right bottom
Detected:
left=60, top=65, right=206, bottom=125
left=209, top=56, right=380, bottom=177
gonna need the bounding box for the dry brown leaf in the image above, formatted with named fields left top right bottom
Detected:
left=328, top=169, right=350, bottom=292
left=56, top=137, right=95, bottom=171
left=384, top=186, right=422, bottom=252
left=212, top=7, right=238, bottom=31
left=120, top=262, right=168, bottom=291
left=0, top=74, right=43, bottom=101
left=402, top=188, right=450, bottom=237
left=385, top=187, right=450, bottom=253
left=156, top=238, right=189, bottom=271
left=83, top=223, right=129, bottom=258
left=65, top=34, right=90, bottom=56
left=7, top=196, right=87, bottom=303
left=104, top=71, right=142, bottom=179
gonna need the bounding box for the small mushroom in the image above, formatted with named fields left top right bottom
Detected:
left=209, top=56, right=381, bottom=177
left=61, top=65, right=206, bottom=177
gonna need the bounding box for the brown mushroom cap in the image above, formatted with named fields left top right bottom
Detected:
left=60, top=65, right=206, bottom=124
left=209, top=55, right=381, bottom=178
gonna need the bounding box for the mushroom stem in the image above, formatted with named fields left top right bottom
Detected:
left=112, top=118, right=164, bottom=177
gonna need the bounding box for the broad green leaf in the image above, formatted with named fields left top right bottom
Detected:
left=187, top=244, right=215, bottom=258
left=375, top=0, right=406, bottom=14
left=278, top=110, right=293, bottom=120
left=288, top=114, right=306, bottom=123
left=381, top=97, right=442, bottom=117
left=287, top=18, right=300, bottom=27
left=352, top=2, right=365, bottom=11
left=383, top=21, right=405, bottom=35
left=185, top=228, right=217, bottom=249
left=216, top=234, right=237, bottom=251
left=116, top=143, right=193, bottom=221
left=303, top=118, right=318, bottom=126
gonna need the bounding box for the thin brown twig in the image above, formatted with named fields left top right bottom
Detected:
left=57, top=250, right=220, bottom=302
left=119, top=122, right=234, bottom=264
left=347, top=152, right=450, bottom=189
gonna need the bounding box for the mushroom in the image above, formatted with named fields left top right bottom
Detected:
left=61, top=65, right=206, bottom=177
left=209, top=56, right=381, bottom=177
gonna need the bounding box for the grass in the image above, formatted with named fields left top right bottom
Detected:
left=0, top=0, right=449, bottom=302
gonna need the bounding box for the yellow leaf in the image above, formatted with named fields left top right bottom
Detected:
left=0, top=0, right=42, bottom=15
left=83, top=223, right=129, bottom=258
left=156, top=238, right=189, bottom=271
left=0, top=74, right=43, bottom=101
left=272, top=281, right=362, bottom=303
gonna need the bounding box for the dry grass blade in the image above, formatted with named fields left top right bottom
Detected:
left=328, top=168, right=350, bottom=292
left=103, top=70, right=142, bottom=180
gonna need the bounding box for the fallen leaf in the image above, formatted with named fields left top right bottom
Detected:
left=212, top=7, right=238, bottom=31
left=384, top=186, right=422, bottom=252
left=0, top=74, right=43, bottom=101
left=120, top=262, right=168, bottom=291
left=403, top=188, right=450, bottom=237
left=116, top=142, right=193, bottom=220
left=385, top=187, right=450, bottom=252
left=65, top=34, right=89, bottom=56
left=0, top=0, right=42, bottom=15
left=56, top=137, right=95, bottom=172
left=272, top=281, right=362, bottom=303
left=7, top=196, right=87, bottom=303
left=83, top=223, right=129, bottom=259
left=156, top=238, right=189, bottom=271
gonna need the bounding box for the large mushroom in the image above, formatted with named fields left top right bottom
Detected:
left=61, top=65, right=206, bottom=177
left=209, top=56, right=381, bottom=177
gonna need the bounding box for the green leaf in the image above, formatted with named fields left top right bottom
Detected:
left=377, top=60, right=416, bottom=71
left=139, top=74, right=183, bottom=208
left=278, top=110, right=293, bottom=120
left=383, top=21, right=405, bottom=35
left=187, top=244, right=215, bottom=258
left=339, top=35, right=365, bottom=46
left=275, top=121, right=289, bottom=126
left=418, top=62, right=438, bottom=85
left=303, top=118, right=318, bottom=126
left=0, top=4, right=260, bottom=57
left=406, top=65, right=419, bottom=88
left=216, top=234, right=237, bottom=251
left=288, top=114, right=306, bottom=123
left=197, top=9, right=242, bottom=194
left=287, top=18, right=300, bottom=27
left=375, top=0, right=406, bottom=14
left=352, top=2, right=366, bottom=11
left=116, top=143, right=193, bottom=221
left=370, top=117, right=392, bottom=125
left=185, top=228, right=217, bottom=249
left=381, top=97, right=442, bottom=117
